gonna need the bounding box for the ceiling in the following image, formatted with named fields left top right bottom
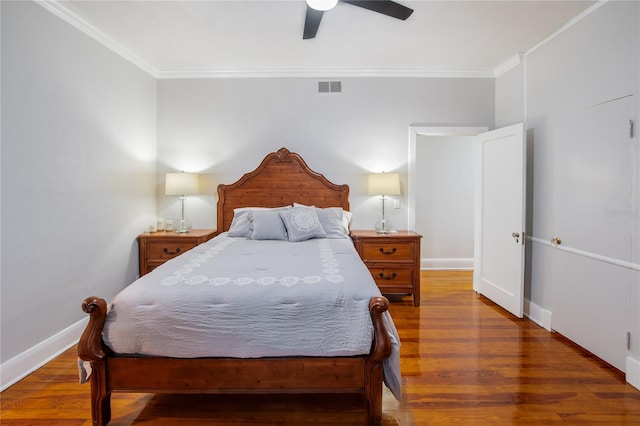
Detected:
left=43, top=0, right=597, bottom=78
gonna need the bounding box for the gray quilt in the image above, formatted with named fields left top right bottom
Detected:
left=103, top=234, right=402, bottom=399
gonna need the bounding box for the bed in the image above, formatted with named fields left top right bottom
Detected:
left=78, top=147, right=400, bottom=425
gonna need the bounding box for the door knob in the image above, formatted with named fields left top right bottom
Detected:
left=512, top=232, right=520, bottom=243
left=551, top=237, right=562, bottom=245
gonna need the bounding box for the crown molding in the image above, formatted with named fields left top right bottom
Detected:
left=155, top=69, right=496, bottom=79
left=493, top=53, right=523, bottom=78
left=493, top=1, right=609, bottom=78
left=526, top=0, right=609, bottom=56
left=35, top=0, right=159, bottom=78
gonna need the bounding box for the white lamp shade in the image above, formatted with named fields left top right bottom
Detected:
left=368, top=173, right=401, bottom=196
left=165, top=172, right=200, bottom=195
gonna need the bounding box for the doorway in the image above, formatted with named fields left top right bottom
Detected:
left=408, top=126, right=487, bottom=271
left=408, top=124, right=527, bottom=318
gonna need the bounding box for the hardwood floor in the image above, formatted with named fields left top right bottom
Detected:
left=2, top=271, right=639, bottom=425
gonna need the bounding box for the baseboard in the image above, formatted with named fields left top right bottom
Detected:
left=523, top=300, right=640, bottom=389
left=524, top=298, right=552, bottom=331
left=0, top=317, right=88, bottom=391
left=422, top=257, right=474, bottom=270
left=627, top=356, right=640, bottom=390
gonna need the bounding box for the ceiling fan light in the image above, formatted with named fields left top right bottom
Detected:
left=306, top=0, right=338, bottom=12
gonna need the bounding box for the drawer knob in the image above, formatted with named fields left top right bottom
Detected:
left=379, top=247, right=397, bottom=255
left=378, top=271, right=397, bottom=280
left=163, top=247, right=182, bottom=255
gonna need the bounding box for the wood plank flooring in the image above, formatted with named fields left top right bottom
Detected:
left=2, top=271, right=639, bottom=425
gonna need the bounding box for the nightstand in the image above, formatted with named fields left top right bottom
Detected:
left=137, top=229, right=216, bottom=276
left=351, top=230, right=423, bottom=306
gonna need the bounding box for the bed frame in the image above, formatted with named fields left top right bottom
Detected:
left=78, top=147, right=393, bottom=425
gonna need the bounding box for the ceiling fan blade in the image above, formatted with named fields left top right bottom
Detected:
left=303, top=6, right=324, bottom=39
left=341, top=0, right=413, bottom=20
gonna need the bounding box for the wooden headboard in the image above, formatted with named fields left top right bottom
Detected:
left=217, top=147, right=350, bottom=232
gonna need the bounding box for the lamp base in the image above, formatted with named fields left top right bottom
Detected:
left=375, top=218, right=393, bottom=234
left=175, top=217, right=192, bottom=234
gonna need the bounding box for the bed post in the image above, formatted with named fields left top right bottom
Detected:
left=368, top=296, right=392, bottom=362
left=366, top=296, right=392, bottom=425
left=365, top=359, right=385, bottom=425
left=78, top=297, right=111, bottom=425
left=89, top=363, right=111, bottom=425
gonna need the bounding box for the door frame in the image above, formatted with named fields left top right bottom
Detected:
left=408, top=125, right=488, bottom=277
left=409, top=124, right=527, bottom=312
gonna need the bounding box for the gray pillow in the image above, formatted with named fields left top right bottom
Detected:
left=249, top=210, right=288, bottom=240
left=228, top=208, right=254, bottom=237
left=315, top=207, right=349, bottom=239
left=228, top=206, right=289, bottom=237
left=279, top=207, right=327, bottom=242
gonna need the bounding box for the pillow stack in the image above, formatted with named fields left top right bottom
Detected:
left=227, top=204, right=352, bottom=242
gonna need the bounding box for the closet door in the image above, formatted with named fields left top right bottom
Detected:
left=551, top=95, right=635, bottom=370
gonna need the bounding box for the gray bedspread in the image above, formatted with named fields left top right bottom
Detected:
left=103, top=233, right=402, bottom=399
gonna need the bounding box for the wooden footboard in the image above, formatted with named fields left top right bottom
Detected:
left=78, top=296, right=392, bottom=425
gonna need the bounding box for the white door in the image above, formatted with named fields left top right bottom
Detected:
left=474, top=123, right=526, bottom=318
left=551, top=96, right=634, bottom=371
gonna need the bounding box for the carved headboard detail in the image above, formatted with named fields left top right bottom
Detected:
left=216, top=147, right=350, bottom=232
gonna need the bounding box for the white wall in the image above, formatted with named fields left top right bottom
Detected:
left=495, top=60, right=524, bottom=129
left=0, top=1, right=157, bottom=387
left=415, top=135, right=476, bottom=269
left=495, top=0, right=640, bottom=384
left=156, top=78, right=495, bottom=231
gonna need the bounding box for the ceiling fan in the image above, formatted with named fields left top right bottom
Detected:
left=303, top=0, right=414, bottom=39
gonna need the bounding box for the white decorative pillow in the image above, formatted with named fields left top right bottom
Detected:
left=249, top=210, right=288, bottom=240
left=293, top=203, right=350, bottom=238
left=341, top=210, right=352, bottom=233
left=279, top=207, right=327, bottom=242
left=228, top=206, right=289, bottom=237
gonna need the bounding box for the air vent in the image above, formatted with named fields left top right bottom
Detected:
left=318, top=81, right=342, bottom=93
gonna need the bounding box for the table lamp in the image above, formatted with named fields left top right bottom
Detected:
left=165, top=172, right=200, bottom=233
left=368, top=172, right=401, bottom=234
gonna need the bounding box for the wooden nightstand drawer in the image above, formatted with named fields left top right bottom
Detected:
left=361, top=242, right=414, bottom=262
left=369, top=267, right=413, bottom=289
left=351, top=230, right=422, bottom=306
left=138, top=229, right=216, bottom=276
left=147, top=241, right=198, bottom=260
